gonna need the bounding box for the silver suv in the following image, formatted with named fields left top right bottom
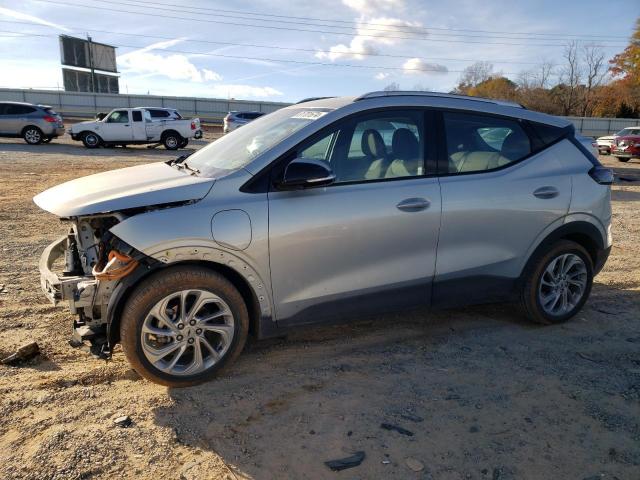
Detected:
left=223, top=111, right=264, bottom=133
left=0, top=101, right=65, bottom=144
left=35, top=92, right=613, bottom=387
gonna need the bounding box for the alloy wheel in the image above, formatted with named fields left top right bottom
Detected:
left=140, top=289, right=235, bottom=376
left=538, top=253, right=587, bottom=316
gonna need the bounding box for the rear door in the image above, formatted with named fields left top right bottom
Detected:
left=3, top=104, right=36, bottom=134
left=101, top=110, right=133, bottom=141
left=268, top=109, right=442, bottom=325
left=433, top=111, right=571, bottom=305
left=131, top=110, right=147, bottom=140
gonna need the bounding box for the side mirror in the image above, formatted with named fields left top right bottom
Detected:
left=278, top=158, right=336, bottom=189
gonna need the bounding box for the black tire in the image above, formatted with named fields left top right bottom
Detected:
left=120, top=266, right=249, bottom=387
left=82, top=132, right=102, bottom=149
left=179, top=138, right=189, bottom=148
left=521, top=240, right=593, bottom=325
left=23, top=126, right=44, bottom=145
left=615, top=156, right=630, bottom=162
left=162, top=131, right=182, bottom=150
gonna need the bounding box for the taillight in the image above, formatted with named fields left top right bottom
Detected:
left=43, top=115, right=56, bottom=123
left=190, top=121, right=196, bottom=130
left=589, top=165, right=613, bottom=185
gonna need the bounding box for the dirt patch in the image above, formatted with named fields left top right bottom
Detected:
left=0, top=136, right=639, bottom=479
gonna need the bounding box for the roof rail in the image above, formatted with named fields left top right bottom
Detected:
left=295, top=96, right=335, bottom=104
left=354, top=91, right=523, bottom=108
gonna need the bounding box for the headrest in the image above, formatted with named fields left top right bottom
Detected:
left=361, top=129, right=386, bottom=158
left=501, top=130, right=530, bottom=161
left=392, top=128, right=420, bottom=160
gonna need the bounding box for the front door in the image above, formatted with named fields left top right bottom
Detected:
left=101, top=110, right=132, bottom=141
left=268, top=109, right=442, bottom=325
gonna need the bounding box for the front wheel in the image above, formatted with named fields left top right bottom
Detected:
left=614, top=156, right=630, bottom=162
left=82, top=132, right=102, bottom=149
left=23, top=127, right=43, bottom=145
left=120, top=267, right=249, bottom=387
left=521, top=240, right=593, bottom=324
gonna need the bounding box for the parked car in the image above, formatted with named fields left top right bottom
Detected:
left=0, top=101, right=64, bottom=144
left=596, top=126, right=640, bottom=154
left=68, top=107, right=200, bottom=149
left=223, top=111, right=264, bottom=134
left=34, top=91, right=613, bottom=387
left=610, top=133, right=640, bottom=162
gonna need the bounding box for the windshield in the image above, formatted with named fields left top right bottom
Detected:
left=186, top=107, right=331, bottom=177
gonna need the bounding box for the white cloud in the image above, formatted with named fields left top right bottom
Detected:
left=374, top=72, right=390, bottom=80
left=342, top=0, right=405, bottom=15
left=0, top=6, right=70, bottom=32
left=316, top=16, right=423, bottom=61
left=402, top=58, right=448, bottom=75
left=203, top=69, right=222, bottom=81
left=118, top=39, right=223, bottom=83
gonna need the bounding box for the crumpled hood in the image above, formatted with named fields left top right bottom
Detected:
left=33, top=162, right=214, bottom=217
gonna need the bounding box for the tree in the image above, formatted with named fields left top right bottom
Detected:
left=467, top=77, right=518, bottom=101
left=556, top=41, right=582, bottom=115
left=581, top=45, right=608, bottom=116
left=610, top=18, right=640, bottom=86
left=454, top=61, right=494, bottom=94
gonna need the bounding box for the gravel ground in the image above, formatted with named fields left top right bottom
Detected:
left=0, top=133, right=638, bottom=480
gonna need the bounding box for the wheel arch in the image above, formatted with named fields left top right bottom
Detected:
left=521, top=219, right=605, bottom=280
left=161, top=129, right=182, bottom=140
left=107, top=260, right=265, bottom=348
left=21, top=124, right=43, bottom=136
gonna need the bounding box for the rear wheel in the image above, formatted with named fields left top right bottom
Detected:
left=179, top=138, right=189, bottom=148
left=23, top=126, right=43, bottom=145
left=82, top=132, right=101, bottom=149
left=521, top=240, right=593, bottom=324
left=162, top=132, right=181, bottom=150
left=120, top=267, right=249, bottom=387
left=615, top=156, right=630, bottom=162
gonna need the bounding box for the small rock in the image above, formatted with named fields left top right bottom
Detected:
left=469, top=425, right=480, bottom=433
left=382, top=459, right=391, bottom=465
left=1, top=342, right=39, bottom=365
left=405, top=457, right=424, bottom=472
left=114, top=415, right=132, bottom=428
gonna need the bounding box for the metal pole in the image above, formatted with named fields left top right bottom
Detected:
left=87, top=35, right=96, bottom=93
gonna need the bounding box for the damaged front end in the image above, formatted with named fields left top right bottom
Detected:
left=39, top=214, right=153, bottom=359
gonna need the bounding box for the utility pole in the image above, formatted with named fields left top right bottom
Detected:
left=87, top=34, right=96, bottom=93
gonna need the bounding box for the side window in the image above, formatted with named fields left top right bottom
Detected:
left=300, top=132, right=335, bottom=162
left=290, top=110, right=428, bottom=185
left=132, top=111, right=143, bottom=122
left=6, top=105, right=36, bottom=115
left=107, top=110, right=130, bottom=123
left=0, top=104, right=6, bottom=115
left=443, top=112, right=531, bottom=174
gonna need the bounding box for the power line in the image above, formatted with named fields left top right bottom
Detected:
left=0, top=20, right=555, bottom=66
left=27, top=0, right=628, bottom=48
left=0, top=29, right=525, bottom=75
left=85, top=0, right=633, bottom=43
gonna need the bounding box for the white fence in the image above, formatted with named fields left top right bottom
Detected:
left=2, top=88, right=639, bottom=133
left=564, top=116, right=639, bottom=138
left=0, top=88, right=290, bottom=124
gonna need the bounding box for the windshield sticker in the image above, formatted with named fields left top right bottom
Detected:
left=291, top=111, right=327, bottom=120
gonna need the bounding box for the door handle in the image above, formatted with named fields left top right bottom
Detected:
left=396, top=197, right=430, bottom=212
left=124, top=124, right=130, bottom=127
left=533, top=186, right=559, bottom=199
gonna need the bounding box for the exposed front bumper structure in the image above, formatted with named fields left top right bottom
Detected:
left=39, top=235, right=89, bottom=305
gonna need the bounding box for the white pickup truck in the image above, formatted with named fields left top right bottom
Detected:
left=69, top=107, right=201, bottom=150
